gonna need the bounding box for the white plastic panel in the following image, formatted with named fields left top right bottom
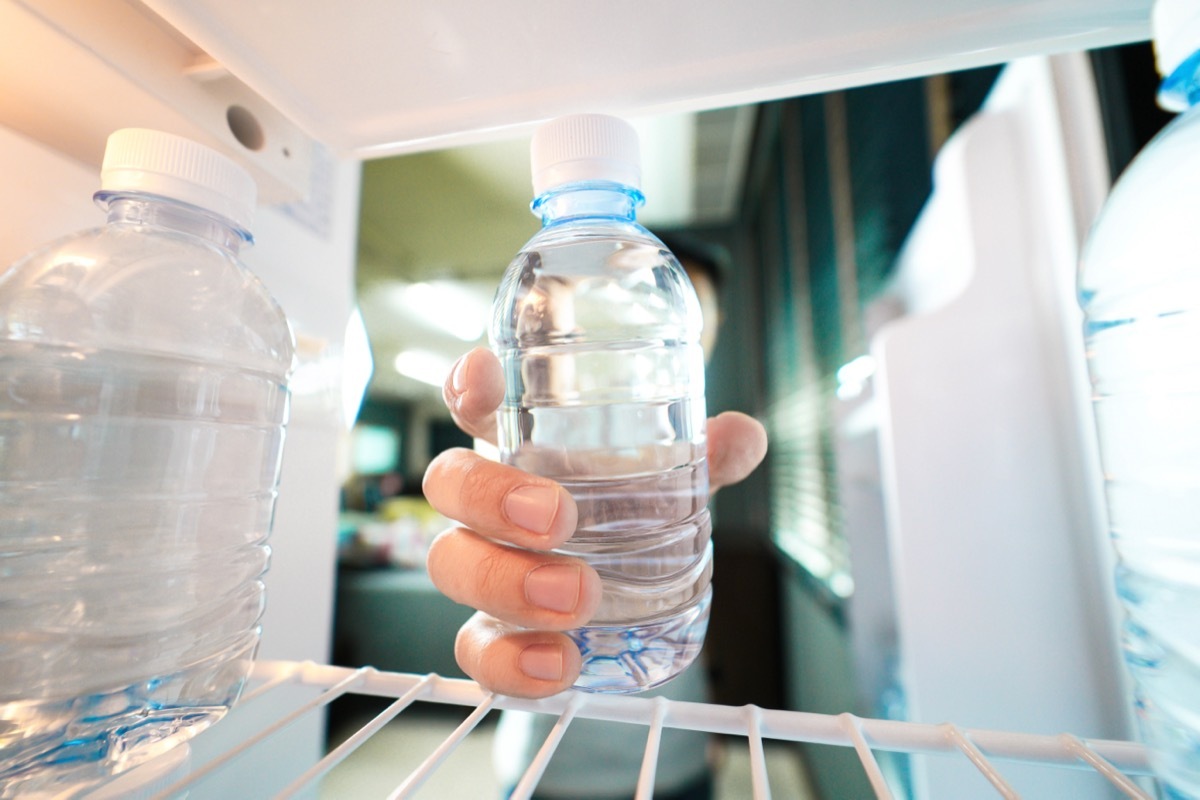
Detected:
left=139, top=0, right=1152, bottom=158
left=0, top=0, right=316, bottom=204
left=871, top=55, right=1131, bottom=799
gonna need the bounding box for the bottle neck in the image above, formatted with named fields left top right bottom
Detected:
left=531, top=181, right=645, bottom=227
left=95, top=193, right=252, bottom=254
left=1159, top=47, right=1200, bottom=112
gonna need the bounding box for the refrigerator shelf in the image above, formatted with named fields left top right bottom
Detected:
left=126, top=659, right=1153, bottom=800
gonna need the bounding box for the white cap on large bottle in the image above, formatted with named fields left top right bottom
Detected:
left=1153, top=0, right=1200, bottom=77
left=100, top=128, right=257, bottom=233
left=530, top=114, right=641, bottom=198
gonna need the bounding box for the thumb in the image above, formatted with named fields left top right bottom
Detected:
left=443, top=347, right=505, bottom=444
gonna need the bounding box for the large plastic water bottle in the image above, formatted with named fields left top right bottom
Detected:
left=1079, top=2, right=1200, bottom=795
left=491, top=114, right=711, bottom=694
left=0, top=129, right=293, bottom=795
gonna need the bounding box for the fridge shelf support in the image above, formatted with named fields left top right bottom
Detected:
left=139, top=659, right=1152, bottom=800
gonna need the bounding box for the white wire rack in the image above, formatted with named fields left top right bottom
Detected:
left=122, top=659, right=1153, bottom=800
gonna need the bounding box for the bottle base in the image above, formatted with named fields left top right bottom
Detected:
left=1141, top=709, right=1200, bottom=800
left=0, top=651, right=253, bottom=799
left=569, top=588, right=712, bottom=694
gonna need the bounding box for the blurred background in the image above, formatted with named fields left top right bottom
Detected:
left=329, top=42, right=1168, bottom=798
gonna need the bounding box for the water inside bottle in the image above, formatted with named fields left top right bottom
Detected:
left=0, top=343, right=283, bottom=795
left=493, top=204, right=710, bottom=693
left=1085, top=308, right=1200, bottom=796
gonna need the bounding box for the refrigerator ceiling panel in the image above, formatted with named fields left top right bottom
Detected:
left=138, top=0, right=1151, bottom=159
left=2, top=0, right=317, bottom=204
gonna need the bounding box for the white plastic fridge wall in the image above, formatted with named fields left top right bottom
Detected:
left=864, top=53, right=1134, bottom=799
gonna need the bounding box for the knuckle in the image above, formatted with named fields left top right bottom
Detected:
left=454, top=612, right=512, bottom=690
left=456, top=456, right=507, bottom=514
left=473, top=544, right=516, bottom=603
left=424, top=527, right=474, bottom=603
left=423, top=527, right=455, bottom=577
left=422, top=447, right=466, bottom=491
left=423, top=448, right=494, bottom=517
left=453, top=616, right=483, bottom=678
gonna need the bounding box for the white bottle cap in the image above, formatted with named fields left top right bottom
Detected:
left=1153, top=0, right=1200, bottom=77
left=100, top=128, right=257, bottom=233
left=530, top=114, right=641, bottom=197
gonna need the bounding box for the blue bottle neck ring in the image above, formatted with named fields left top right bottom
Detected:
left=531, top=181, right=646, bottom=227
left=1159, top=47, right=1200, bottom=112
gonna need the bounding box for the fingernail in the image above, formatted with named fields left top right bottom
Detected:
left=525, top=564, right=581, bottom=613
left=450, top=356, right=469, bottom=394
left=504, top=485, right=560, bottom=535
left=519, top=643, right=564, bottom=681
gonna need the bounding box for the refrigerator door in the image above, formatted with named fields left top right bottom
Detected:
left=872, top=54, right=1130, bottom=798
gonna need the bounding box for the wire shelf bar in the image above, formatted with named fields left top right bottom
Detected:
left=839, top=712, right=893, bottom=800
left=386, top=692, right=497, bottom=800
left=1057, top=734, right=1154, bottom=800
left=942, top=723, right=1019, bottom=799
left=511, top=691, right=588, bottom=800
left=126, top=660, right=1155, bottom=800
left=743, top=704, right=772, bottom=800
left=278, top=673, right=436, bottom=799
left=635, top=697, right=670, bottom=800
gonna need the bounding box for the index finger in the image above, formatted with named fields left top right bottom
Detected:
left=443, top=347, right=504, bottom=445
left=423, top=446, right=578, bottom=550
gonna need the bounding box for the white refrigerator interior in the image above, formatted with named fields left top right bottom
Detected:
left=138, top=0, right=1150, bottom=157
left=1, top=0, right=1151, bottom=165
left=0, top=0, right=1168, bottom=796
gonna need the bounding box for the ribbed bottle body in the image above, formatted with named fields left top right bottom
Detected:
left=0, top=206, right=292, bottom=794
left=493, top=219, right=710, bottom=693
left=1080, top=94, right=1200, bottom=798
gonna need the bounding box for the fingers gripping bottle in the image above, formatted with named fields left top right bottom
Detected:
left=0, top=129, right=293, bottom=795
left=1079, top=1, right=1200, bottom=795
left=491, top=114, right=712, bottom=694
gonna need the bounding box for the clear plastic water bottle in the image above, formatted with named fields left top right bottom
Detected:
left=1079, top=2, right=1200, bottom=795
left=491, top=114, right=711, bottom=694
left=0, top=129, right=293, bottom=795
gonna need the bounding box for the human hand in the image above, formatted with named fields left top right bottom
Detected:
left=423, top=347, right=768, bottom=698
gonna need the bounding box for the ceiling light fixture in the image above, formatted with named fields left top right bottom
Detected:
left=393, top=349, right=454, bottom=387
left=395, top=281, right=490, bottom=342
